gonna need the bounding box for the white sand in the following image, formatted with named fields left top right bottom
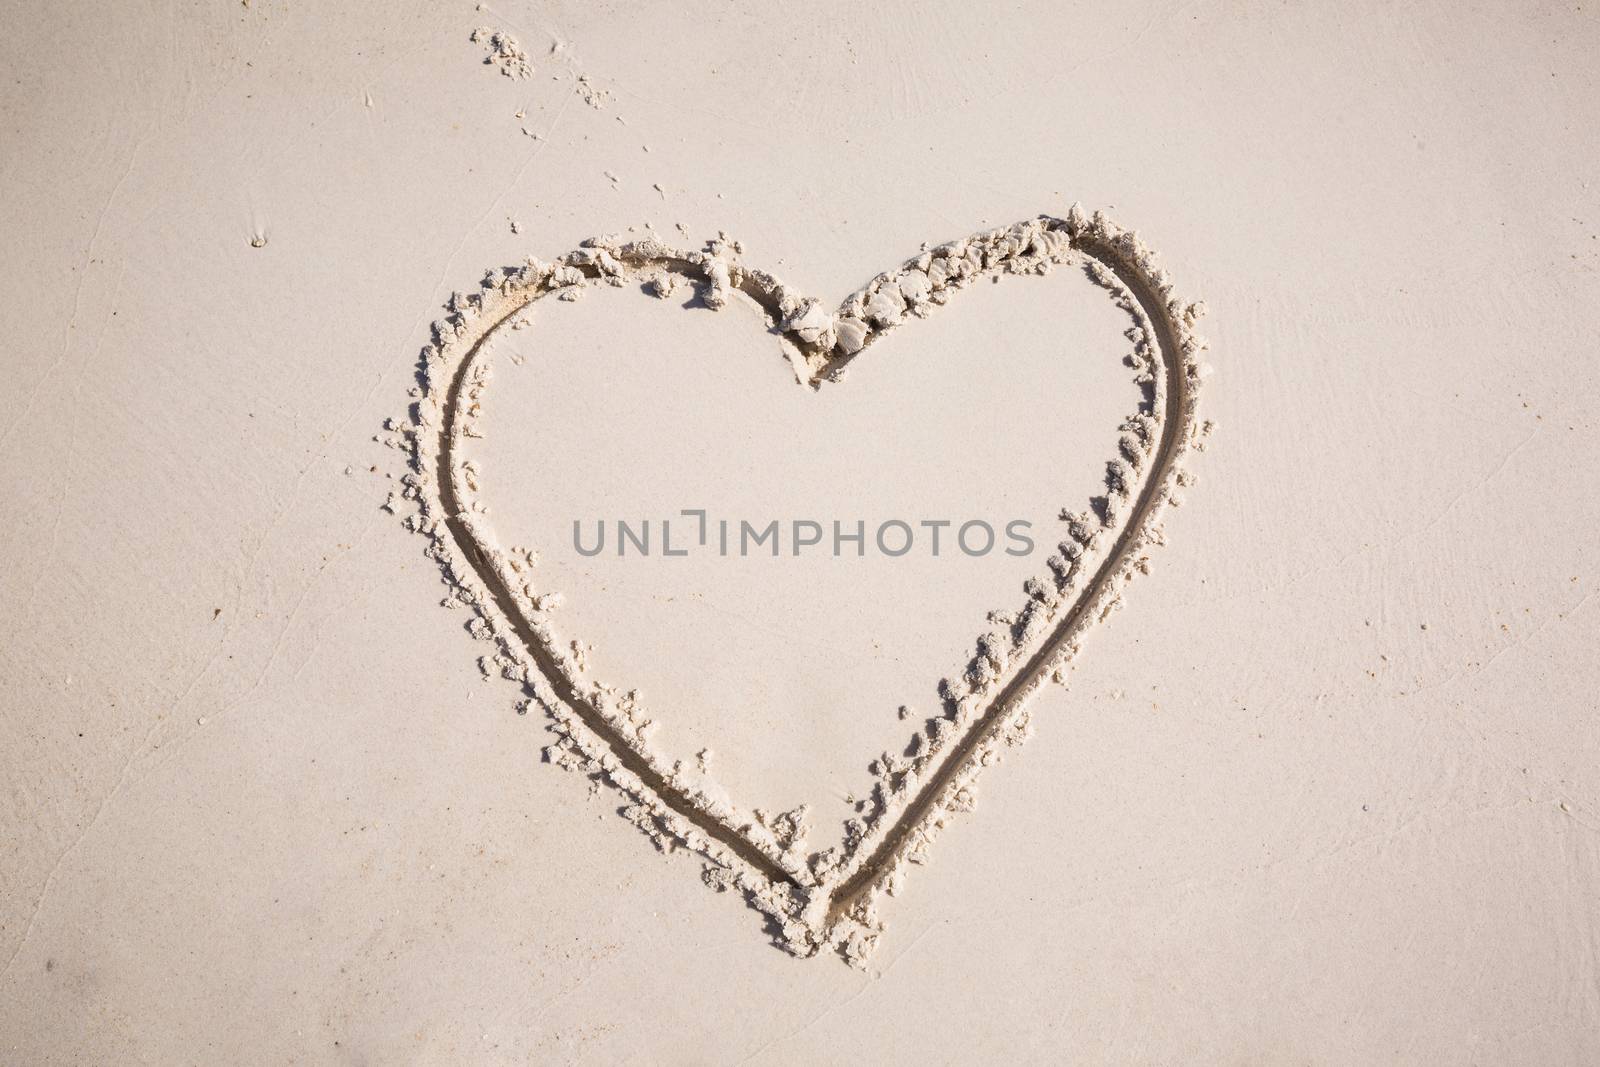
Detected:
left=3, top=2, right=1598, bottom=1062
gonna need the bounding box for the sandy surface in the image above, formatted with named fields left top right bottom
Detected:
left=3, top=1, right=1598, bottom=1062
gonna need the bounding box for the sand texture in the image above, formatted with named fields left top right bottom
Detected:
left=2, top=1, right=1598, bottom=1063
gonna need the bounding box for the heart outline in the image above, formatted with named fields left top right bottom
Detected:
left=397, top=207, right=1208, bottom=962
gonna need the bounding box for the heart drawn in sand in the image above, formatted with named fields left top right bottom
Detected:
left=393, top=207, right=1209, bottom=964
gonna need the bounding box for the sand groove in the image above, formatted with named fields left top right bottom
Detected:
left=394, top=208, right=1210, bottom=962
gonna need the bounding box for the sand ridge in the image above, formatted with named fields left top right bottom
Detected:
left=388, top=208, right=1210, bottom=964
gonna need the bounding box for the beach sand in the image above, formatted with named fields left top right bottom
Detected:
left=2, top=1, right=1597, bottom=1062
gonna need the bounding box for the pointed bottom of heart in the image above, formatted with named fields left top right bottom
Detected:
left=391, top=207, right=1209, bottom=965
